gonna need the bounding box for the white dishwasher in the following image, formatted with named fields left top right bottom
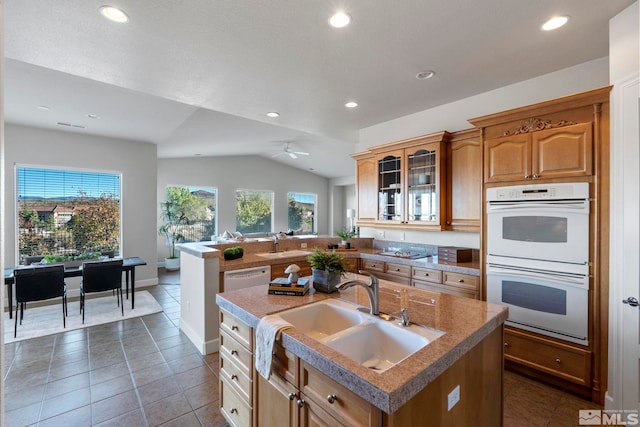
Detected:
left=223, top=266, right=271, bottom=292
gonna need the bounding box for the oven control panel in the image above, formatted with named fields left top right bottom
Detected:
left=487, top=182, right=589, bottom=202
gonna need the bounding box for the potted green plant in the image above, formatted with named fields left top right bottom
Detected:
left=159, top=187, right=208, bottom=271
left=336, top=229, right=357, bottom=249
left=307, top=248, right=347, bottom=293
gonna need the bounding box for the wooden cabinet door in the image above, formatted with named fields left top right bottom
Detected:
left=256, top=374, right=297, bottom=427
left=532, top=122, right=592, bottom=179
left=355, top=155, right=378, bottom=223
left=484, top=133, right=531, bottom=183
left=446, top=130, right=481, bottom=231
left=405, top=143, right=443, bottom=226
left=299, top=394, right=342, bottom=427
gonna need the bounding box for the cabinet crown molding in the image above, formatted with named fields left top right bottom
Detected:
left=502, top=118, right=578, bottom=137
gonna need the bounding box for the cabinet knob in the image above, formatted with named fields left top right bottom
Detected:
left=297, top=399, right=306, bottom=408
left=395, top=268, right=400, bottom=272
left=524, top=174, right=531, bottom=179
left=231, top=374, right=238, bottom=381
left=327, top=394, right=337, bottom=404
left=425, top=273, right=429, bottom=276
left=555, top=358, right=561, bottom=364
left=458, top=279, right=464, bottom=283
left=231, top=349, right=238, bottom=356
left=533, top=173, right=539, bottom=179
left=504, top=342, right=509, bottom=347
left=231, top=325, right=239, bottom=331
left=288, top=393, right=296, bottom=401
left=230, top=408, right=238, bottom=414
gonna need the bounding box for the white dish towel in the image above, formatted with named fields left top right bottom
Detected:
left=255, top=314, right=292, bottom=380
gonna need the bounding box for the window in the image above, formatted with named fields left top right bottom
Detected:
left=163, top=186, right=217, bottom=242
left=236, top=189, right=273, bottom=234
left=287, top=192, right=316, bottom=234
left=16, top=167, right=121, bottom=263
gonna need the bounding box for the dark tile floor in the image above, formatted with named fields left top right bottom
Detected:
left=4, top=268, right=600, bottom=426
left=3, top=269, right=227, bottom=427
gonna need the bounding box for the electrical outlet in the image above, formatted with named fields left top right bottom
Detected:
left=401, top=232, right=405, bottom=241
left=447, top=385, right=460, bottom=411
left=377, top=230, right=385, bottom=238
left=301, top=243, right=308, bottom=249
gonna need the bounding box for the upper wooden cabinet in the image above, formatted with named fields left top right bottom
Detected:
left=484, top=122, right=593, bottom=183
left=353, top=153, right=377, bottom=223
left=446, top=129, right=481, bottom=231
left=353, top=132, right=448, bottom=229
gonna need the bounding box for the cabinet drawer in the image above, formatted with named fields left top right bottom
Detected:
left=412, top=267, right=442, bottom=284
left=300, top=362, right=380, bottom=427
left=220, top=352, right=253, bottom=404
left=220, top=310, right=253, bottom=350
left=344, top=258, right=360, bottom=274
left=442, top=272, right=479, bottom=293
left=362, top=260, right=384, bottom=273
left=220, top=329, right=253, bottom=376
left=413, top=279, right=476, bottom=299
left=384, top=262, right=411, bottom=277
left=504, top=328, right=591, bottom=386
left=220, top=375, right=252, bottom=427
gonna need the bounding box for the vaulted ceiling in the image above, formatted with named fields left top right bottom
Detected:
left=4, top=0, right=634, bottom=177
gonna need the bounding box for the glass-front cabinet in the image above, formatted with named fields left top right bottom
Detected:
left=406, top=146, right=440, bottom=224
left=377, top=150, right=403, bottom=222
left=372, top=134, right=446, bottom=228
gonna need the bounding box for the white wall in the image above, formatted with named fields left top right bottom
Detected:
left=4, top=124, right=159, bottom=289
left=356, top=57, right=611, bottom=248
left=157, top=155, right=330, bottom=262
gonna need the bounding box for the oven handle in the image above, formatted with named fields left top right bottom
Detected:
left=487, top=202, right=588, bottom=211
left=487, top=265, right=587, bottom=286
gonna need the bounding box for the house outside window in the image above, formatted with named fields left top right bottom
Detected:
left=16, top=166, right=121, bottom=263
left=287, top=192, right=316, bottom=234
left=236, top=189, right=273, bottom=234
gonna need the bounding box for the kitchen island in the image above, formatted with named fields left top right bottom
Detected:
left=216, top=275, right=507, bottom=426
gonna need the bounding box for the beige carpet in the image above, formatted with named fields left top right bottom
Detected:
left=4, top=291, right=163, bottom=343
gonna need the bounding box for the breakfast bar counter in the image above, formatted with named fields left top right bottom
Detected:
left=216, top=276, right=507, bottom=416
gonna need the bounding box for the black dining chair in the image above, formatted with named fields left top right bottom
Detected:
left=80, top=259, right=124, bottom=324
left=14, top=264, right=67, bottom=338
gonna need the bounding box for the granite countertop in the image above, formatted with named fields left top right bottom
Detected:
left=216, top=276, right=507, bottom=413
left=179, top=242, right=480, bottom=276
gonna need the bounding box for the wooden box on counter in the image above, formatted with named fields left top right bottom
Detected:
left=438, top=247, right=472, bottom=263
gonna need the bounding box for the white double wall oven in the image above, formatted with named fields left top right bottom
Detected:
left=486, top=182, right=591, bottom=345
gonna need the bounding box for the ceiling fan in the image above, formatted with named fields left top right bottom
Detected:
left=272, top=142, right=310, bottom=159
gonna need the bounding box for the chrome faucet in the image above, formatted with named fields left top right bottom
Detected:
left=336, top=271, right=380, bottom=315
left=273, top=234, right=279, bottom=252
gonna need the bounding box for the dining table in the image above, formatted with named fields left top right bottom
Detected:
left=4, top=257, right=147, bottom=319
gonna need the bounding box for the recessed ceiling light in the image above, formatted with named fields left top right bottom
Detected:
left=266, top=112, right=280, bottom=118
left=345, top=101, right=358, bottom=108
left=86, top=114, right=100, bottom=119
left=37, top=105, right=50, bottom=110
left=542, top=16, right=569, bottom=31
left=100, top=6, right=129, bottom=23
left=329, top=11, right=351, bottom=28
left=416, top=70, right=435, bottom=80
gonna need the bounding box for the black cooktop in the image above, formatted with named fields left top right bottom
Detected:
left=377, top=251, right=430, bottom=259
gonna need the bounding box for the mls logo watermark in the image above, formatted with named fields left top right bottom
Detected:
left=579, top=409, right=639, bottom=425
